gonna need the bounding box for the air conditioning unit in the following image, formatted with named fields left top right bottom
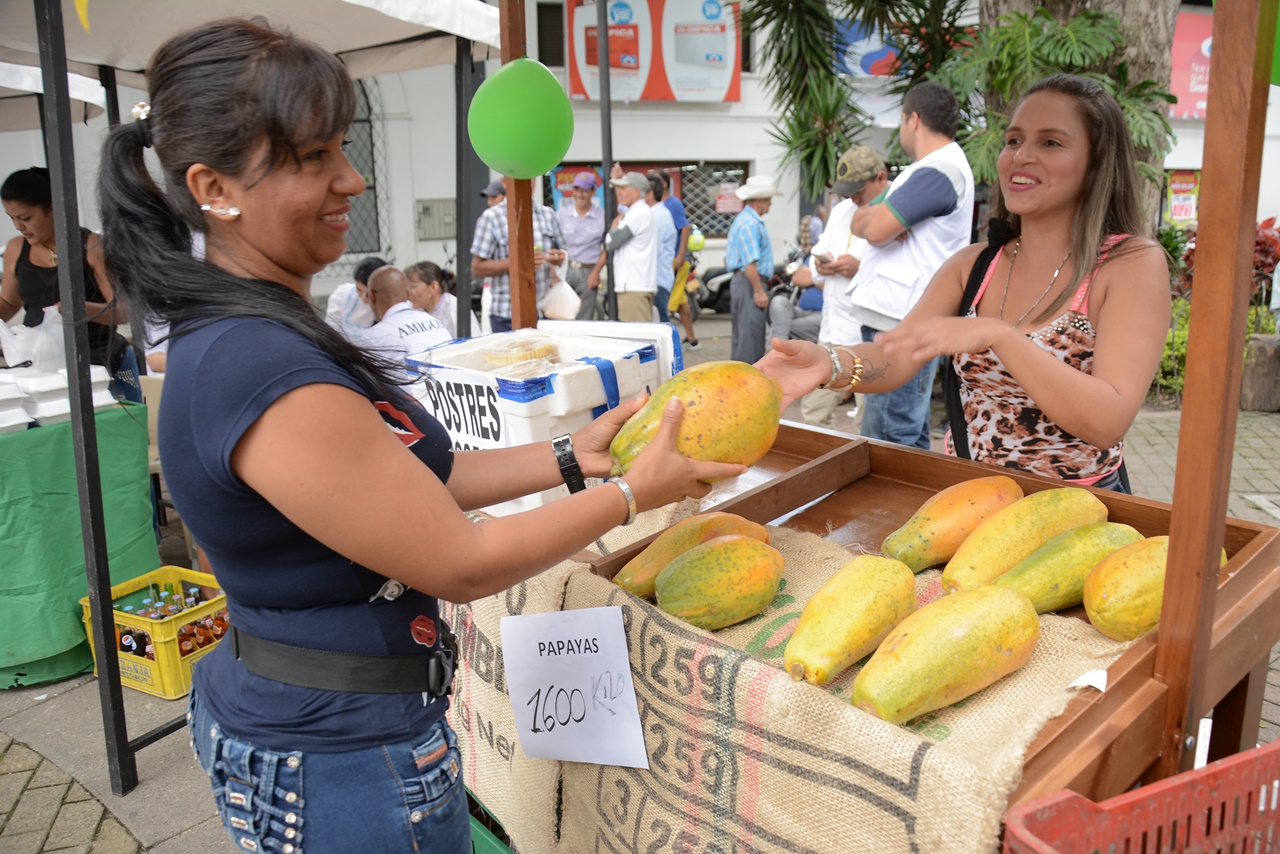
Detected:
left=416, top=198, right=456, bottom=241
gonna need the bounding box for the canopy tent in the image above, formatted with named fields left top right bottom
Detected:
left=0, top=60, right=102, bottom=131
left=6, top=0, right=498, bottom=796
left=0, top=0, right=499, bottom=87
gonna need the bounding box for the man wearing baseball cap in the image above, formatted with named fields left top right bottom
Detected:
left=480, top=179, right=505, bottom=206
left=604, top=171, right=657, bottom=322
left=556, top=171, right=607, bottom=319
left=798, top=145, right=885, bottom=428
left=726, top=175, right=782, bottom=363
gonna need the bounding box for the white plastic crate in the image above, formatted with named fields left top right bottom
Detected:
left=405, top=326, right=674, bottom=515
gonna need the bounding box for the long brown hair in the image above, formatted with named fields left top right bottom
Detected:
left=990, top=74, right=1149, bottom=324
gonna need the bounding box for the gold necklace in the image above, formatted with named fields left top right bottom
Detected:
left=39, top=241, right=57, bottom=266
left=998, top=238, right=1071, bottom=328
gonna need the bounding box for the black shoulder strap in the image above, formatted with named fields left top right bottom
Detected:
left=943, top=221, right=1011, bottom=459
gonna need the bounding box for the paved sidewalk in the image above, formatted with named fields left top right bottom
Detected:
left=3, top=312, right=1279, bottom=851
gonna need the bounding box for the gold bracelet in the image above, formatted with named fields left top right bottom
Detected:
left=831, top=347, right=865, bottom=390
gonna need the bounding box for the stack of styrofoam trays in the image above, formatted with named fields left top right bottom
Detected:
left=0, top=381, right=31, bottom=435
left=65, top=365, right=119, bottom=412
left=0, top=367, right=70, bottom=426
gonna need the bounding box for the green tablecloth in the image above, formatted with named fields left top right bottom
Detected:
left=0, top=405, right=160, bottom=687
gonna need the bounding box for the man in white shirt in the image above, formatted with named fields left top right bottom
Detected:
left=324, top=255, right=385, bottom=340
left=644, top=173, right=678, bottom=323
left=800, top=146, right=884, bottom=428
left=604, top=172, right=656, bottom=322
left=847, top=82, right=975, bottom=449
left=363, top=266, right=452, bottom=366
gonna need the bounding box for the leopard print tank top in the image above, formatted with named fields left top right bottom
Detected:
left=951, top=235, right=1128, bottom=483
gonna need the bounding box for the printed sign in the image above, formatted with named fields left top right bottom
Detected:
left=714, top=181, right=742, bottom=214
left=1166, top=170, right=1201, bottom=224
left=410, top=368, right=506, bottom=452
left=1170, top=11, right=1212, bottom=120
left=500, top=606, right=649, bottom=768
left=566, top=0, right=742, bottom=103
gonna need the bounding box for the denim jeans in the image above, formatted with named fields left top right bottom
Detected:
left=859, top=325, right=938, bottom=450
left=655, top=287, right=671, bottom=323
left=189, top=689, right=469, bottom=854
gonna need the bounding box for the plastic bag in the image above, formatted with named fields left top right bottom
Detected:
left=1, top=307, right=67, bottom=371
left=539, top=278, right=582, bottom=321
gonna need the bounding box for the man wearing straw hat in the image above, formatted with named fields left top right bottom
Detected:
left=725, top=175, right=783, bottom=363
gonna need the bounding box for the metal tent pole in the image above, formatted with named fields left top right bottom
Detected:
left=595, top=0, right=617, bottom=321
left=33, top=0, right=138, bottom=796
left=455, top=37, right=488, bottom=338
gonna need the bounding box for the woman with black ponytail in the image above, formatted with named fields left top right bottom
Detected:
left=2, top=166, right=140, bottom=400
left=99, top=17, right=740, bottom=853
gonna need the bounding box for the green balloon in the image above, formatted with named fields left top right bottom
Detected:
left=468, top=57, right=574, bottom=180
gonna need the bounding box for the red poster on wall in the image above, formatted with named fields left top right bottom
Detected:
left=1169, top=10, right=1212, bottom=120
left=566, top=0, right=741, bottom=102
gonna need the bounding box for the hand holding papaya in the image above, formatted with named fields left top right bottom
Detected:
left=571, top=393, right=649, bottom=479
left=623, top=399, right=748, bottom=511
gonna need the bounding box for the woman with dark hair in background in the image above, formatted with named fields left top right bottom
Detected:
left=759, top=74, right=1171, bottom=492
left=1, top=167, right=141, bottom=400
left=97, top=17, right=739, bottom=852
left=406, top=259, right=476, bottom=338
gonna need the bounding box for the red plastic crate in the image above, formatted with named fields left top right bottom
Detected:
left=1004, top=738, right=1280, bottom=853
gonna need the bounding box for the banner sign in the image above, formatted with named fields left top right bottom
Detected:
left=1166, top=170, right=1201, bottom=224
left=566, top=0, right=742, bottom=102
left=1169, top=11, right=1212, bottom=120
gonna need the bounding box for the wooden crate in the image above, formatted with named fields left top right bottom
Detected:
left=589, top=421, right=1280, bottom=807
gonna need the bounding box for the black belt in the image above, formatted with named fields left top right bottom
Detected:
left=230, top=624, right=456, bottom=696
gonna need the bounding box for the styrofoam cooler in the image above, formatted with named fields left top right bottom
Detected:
left=405, top=326, right=674, bottom=515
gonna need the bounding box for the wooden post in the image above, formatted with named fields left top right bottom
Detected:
left=1152, top=0, right=1277, bottom=778
left=499, top=0, right=538, bottom=329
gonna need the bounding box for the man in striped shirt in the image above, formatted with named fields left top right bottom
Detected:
left=470, top=180, right=567, bottom=332
left=725, top=175, right=782, bottom=363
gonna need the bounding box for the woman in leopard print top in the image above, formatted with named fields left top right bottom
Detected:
left=759, top=75, right=1171, bottom=492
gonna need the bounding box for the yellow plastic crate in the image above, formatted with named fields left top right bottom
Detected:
left=79, top=565, right=226, bottom=700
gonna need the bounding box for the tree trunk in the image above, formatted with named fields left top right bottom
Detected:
left=979, top=0, right=1179, bottom=223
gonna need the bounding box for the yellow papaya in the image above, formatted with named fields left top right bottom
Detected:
left=609, top=361, right=782, bottom=479
left=941, top=487, right=1108, bottom=592
left=654, top=535, right=785, bottom=631
left=851, top=586, right=1040, bottom=725
left=1083, top=536, right=1228, bottom=641
left=881, top=476, right=1024, bottom=572
left=992, top=522, right=1143, bottom=614
left=784, top=556, right=916, bottom=687
left=614, top=512, right=771, bottom=599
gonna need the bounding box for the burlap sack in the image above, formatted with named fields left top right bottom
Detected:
left=442, top=500, right=704, bottom=851
left=557, top=527, right=1129, bottom=854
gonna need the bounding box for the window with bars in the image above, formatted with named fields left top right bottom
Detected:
left=678, top=162, right=748, bottom=238
left=326, top=79, right=390, bottom=275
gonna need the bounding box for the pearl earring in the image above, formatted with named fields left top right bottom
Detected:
left=200, top=203, right=241, bottom=218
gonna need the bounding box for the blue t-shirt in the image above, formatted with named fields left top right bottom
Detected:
left=161, top=317, right=456, bottom=752
left=665, top=196, right=689, bottom=233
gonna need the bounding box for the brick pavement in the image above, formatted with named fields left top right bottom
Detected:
left=2, top=312, right=1278, bottom=850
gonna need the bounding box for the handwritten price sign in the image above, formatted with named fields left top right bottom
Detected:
left=501, top=606, right=649, bottom=768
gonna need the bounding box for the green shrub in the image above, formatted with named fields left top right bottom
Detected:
left=1152, top=299, right=1278, bottom=404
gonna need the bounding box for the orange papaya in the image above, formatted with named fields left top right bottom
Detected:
left=1083, top=536, right=1228, bottom=641
left=609, top=361, right=782, bottom=479
left=613, top=512, right=771, bottom=599
left=881, top=476, right=1024, bottom=572
left=654, top=535, right=785, bottom=631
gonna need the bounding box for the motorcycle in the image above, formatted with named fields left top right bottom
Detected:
left=698, top=244, right=806, bottom=314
